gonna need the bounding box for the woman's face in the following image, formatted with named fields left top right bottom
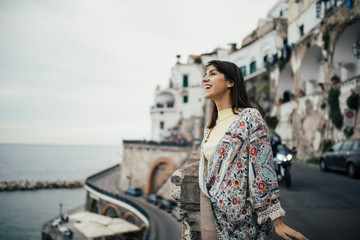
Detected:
left=202, top=65, right=233, bottom=101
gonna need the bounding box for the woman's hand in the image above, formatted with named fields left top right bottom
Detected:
left=274, top=218, right=308, bottom=240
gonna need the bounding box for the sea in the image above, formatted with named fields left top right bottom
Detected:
left=0, top=143, right=123, bottom=240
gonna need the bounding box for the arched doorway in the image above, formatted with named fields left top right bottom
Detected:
left=278, top=63, right=294, bottom=102
left=123, top=211, right=138, bottom=225
left=102, top=203, right=121, bottom=218
left=299, top=46, right=325, bottom=95
left=333, top=16, right=360, bottom=81
left=145, top=158, right=176, bottom=196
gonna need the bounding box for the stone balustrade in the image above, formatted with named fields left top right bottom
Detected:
left=171, top=149, right=201, bottom=240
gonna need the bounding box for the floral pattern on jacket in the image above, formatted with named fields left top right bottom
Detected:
left=199, top=108, right=285, bottom=240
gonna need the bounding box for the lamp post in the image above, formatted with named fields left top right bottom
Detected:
left=59, top=203, right=63, bottom=218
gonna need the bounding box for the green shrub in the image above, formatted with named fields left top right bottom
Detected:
left=306, top=157, right=319, bottom=165
left=278, top=59, right=287, bottom=72
left=328, top=88, right=343, bottom=129
left=346, top=91, right=359, bottom=110
left=322, top=139, right=333, bottom=153
left=266, top=116, right=279, bottom=130
left=321, top=102, right=326, bottom=109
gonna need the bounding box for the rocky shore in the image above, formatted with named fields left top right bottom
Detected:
left=0, top=180, right=85, bottom=191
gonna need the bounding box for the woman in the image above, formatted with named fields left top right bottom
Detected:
left=199, top=60, right=307, bottom=240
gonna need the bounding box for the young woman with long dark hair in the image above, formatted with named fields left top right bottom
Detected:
left=199, top=60, right=307, bottom=240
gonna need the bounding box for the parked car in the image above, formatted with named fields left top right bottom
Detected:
left=146, top=194, right=163, bottom=205
left=319, top=139, right=360, bottom=178
left=171, top=206, right=181, bottom=221
left=124, top=186, right=142, bottom=196
left=158, top=199, right=178, bottom=212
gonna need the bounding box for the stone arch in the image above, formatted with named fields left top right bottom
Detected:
left=278, top=62, right=295, bottom=102
left=145, top=157, right=176, bottom=196
left=299, top=45, right=325, bottom=95
left=123, top=211, right=138, bottom=225
left=332, top=16, right=360, bottom=81
left=102, top=203, right=121, bottom=218
left=89, top=199, right=100, bottom=214
left=156, top=91, right=175, bottom=108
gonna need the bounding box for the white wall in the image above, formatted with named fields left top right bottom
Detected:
left=151, top=62, right=205, bottom=142
left=288, top=1, right=321, bottom=45
left=227, top=31, right=283, bottom=78
left=267, top=0, right=288, bottom=19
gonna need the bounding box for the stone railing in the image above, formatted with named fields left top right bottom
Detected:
left=170, top=149, right=201, bottom=240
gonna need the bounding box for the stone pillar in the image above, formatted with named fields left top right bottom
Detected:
left=171, top=151, right=201, bottom=240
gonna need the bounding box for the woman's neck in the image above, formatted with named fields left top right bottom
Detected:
left=215, top=98, right=232, bottom=112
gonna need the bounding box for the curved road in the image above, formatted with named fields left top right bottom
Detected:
left=88, top=166, right=181, bottom=240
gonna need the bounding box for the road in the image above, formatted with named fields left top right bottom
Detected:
left=273, top=161, right=360, bottom=240
left=89, top=166, right=181, bottom=240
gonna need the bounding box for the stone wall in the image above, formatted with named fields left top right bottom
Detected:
left=171, top=149, right=201, bottom=240
left=120, top=141, right=193, bottom=196
left=272, top=77, right=360, bottom=160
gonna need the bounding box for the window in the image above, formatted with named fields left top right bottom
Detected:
left=239, top=66, right=247, bottom=76
left=263, top=55, right=269, bottom=68
left=352, top=141, right=360, bottom=151
left=263, top=55, right=268, bottom=63
left=183, top=95, right=188, bottom=103
left=280, top=10, right=283, bottom=17
left=331, top=142, right=343, bottom=151
left=250, top=61, right=256, bottom=74
left=160, top=121, right=164, bottom=129
left=299, top=25, right=304, bottom=37
left=183, top=75, right=188, bottom=87
left=341, top=141, right=353, bottom=151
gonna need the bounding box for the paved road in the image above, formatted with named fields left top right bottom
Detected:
left=273, top=161, right=360, bottom=240
left=89, top=166, right=181, bottom=240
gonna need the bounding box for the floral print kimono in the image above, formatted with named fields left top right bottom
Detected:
left=199, top=108, right=285, bottom=239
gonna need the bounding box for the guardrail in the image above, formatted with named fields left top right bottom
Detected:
left=85, top=165, right=151, bottom=240
left=86, top=164, right=120, bottom=182
left=42, top=164, right=152, bottom=240
left=123, top=140, right=191, bottom=147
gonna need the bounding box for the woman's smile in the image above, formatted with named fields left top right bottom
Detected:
left=202, top=66, right=232, bottom=101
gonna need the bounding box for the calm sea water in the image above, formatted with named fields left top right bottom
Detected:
left=0, top=143, right=123, bottom=240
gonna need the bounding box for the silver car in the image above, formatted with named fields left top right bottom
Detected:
left=320, top=139, right=360, bottom=178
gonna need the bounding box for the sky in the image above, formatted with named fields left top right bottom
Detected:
left=0, top=0, right=279, bottom=145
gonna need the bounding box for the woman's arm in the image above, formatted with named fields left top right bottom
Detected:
left=274, top=218, right=308, bottom=240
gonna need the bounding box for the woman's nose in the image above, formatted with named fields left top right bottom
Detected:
left=202, top=76, right=209, bottom=83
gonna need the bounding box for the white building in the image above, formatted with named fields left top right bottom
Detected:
left=150, top=56, right=205, bottom=143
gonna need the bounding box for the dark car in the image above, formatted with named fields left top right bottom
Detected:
left=320, top=139, right=360, bottom=178
left=124, top=186, right=142, bottom=196
left=158, top=199, right=178, bottom=212
left=146, top=194, right=163, bottom=205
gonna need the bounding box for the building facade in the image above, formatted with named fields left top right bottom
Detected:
left=150, top=56, right=205, bottom=144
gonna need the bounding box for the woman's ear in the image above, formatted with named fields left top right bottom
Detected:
left=227, top=81, right=234, bottom=88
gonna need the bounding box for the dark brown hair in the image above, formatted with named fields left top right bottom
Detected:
left=205, top=60, right=256, bottom=128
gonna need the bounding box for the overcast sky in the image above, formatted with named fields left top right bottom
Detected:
left=0, top=0, right=279, bottom=145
